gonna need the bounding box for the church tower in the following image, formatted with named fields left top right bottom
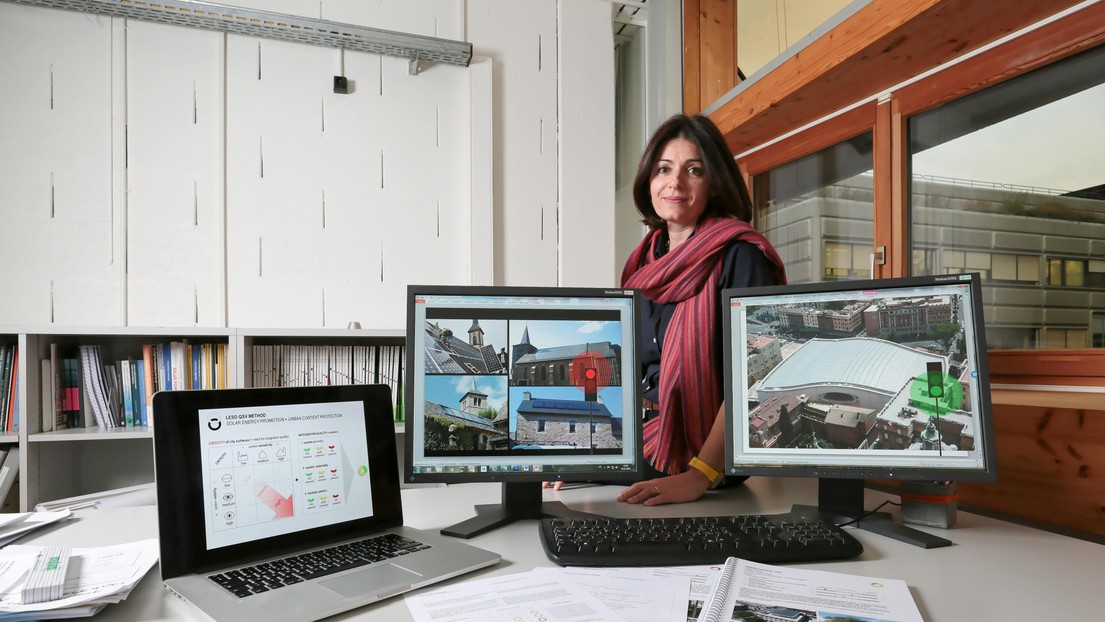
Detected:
left=468, top=319, right=485, bottom=347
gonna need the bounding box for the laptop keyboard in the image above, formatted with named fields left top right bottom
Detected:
left=209, top=533, right=431, bottom=598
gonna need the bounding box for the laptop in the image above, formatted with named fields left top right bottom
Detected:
left=152, top=384, right=500, bottom=622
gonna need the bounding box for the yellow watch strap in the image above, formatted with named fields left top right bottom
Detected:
left=688, top=457, right=722, bottom=487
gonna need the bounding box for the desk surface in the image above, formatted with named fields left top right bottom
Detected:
left=21, top=477, right=1105, bottom=620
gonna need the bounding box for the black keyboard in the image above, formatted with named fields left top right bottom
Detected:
left=209, top=533, right=431, bottom=598
left=540, top=511, right=863, bottom=566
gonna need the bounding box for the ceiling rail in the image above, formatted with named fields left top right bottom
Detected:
left=3, top=0, right=473, bottom=72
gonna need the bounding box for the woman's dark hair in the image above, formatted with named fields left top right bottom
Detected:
left=631, top=113, right=753, bottom=229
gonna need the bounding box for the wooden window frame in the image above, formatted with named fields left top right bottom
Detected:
left=713, top=2, right=1105, bottom=279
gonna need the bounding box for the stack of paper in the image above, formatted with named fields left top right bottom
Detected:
left=0, top=512, right=72, bottom=548
left=0, top=539, right=158, bottom=621
left=406, top=559, right=925, bottom=622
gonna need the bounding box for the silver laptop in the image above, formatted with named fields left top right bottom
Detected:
left=152, top=384, right=500, bottom=622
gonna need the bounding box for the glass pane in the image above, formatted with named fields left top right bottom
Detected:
left=1065, top=260, right=1084, bottom=287
left=992, top=254, right=1016, bottom=281
left=1018, top=255, right=1040, bottom=283
left=753, top=133, right=874, bottom=284
left=910, top=44, right=1105, bottom=349
left=737, top=1, right=853, bottom=79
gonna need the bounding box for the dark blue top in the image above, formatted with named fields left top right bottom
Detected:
left=639, top=238, right=780, bottom=403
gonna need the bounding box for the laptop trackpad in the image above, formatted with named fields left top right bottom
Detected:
left=320, top=563, right=420, bottom=599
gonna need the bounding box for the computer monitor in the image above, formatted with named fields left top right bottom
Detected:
left=404, top=285, right=644, bottom=538
left=722, top=273, right=997, bottom=548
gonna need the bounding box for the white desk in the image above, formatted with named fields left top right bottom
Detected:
left=19, top=478, right=1105, bottom=620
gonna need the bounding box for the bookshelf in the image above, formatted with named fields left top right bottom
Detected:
left=4, top=326, right=404, bottom=511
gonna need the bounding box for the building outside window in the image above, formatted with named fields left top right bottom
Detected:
left=909, top=44, right=1105, bottom=349
left=753, top=134, right=874, bottom=284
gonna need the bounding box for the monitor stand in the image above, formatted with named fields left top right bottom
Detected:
left=791, top=478, right=952, bottom=549
left=440, top=481, right=604, bottom=539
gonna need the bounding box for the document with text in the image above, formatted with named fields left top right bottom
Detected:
left=698, top=558, right=923, bottom=622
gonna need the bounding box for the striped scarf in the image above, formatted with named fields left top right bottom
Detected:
left=621, top=216, right=786, bottom=475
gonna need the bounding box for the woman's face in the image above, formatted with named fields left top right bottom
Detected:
left=649, top=137, right=711, bottom=231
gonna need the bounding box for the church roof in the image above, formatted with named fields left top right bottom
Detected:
left=514, top=341, right=619, bottom=365
left=423, top=321, right=504, bottom=374
left=424, top=401, right=499, bottom=434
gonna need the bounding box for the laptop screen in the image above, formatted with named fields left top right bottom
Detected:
left=198, top=399, right=375, bottom=550
left=154, top=385, right=403, bottom=579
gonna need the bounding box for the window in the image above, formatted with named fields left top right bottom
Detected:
left=1048, top=258, right=1105, bottom=289
left=569, top=422, right=577, bottom=433
left=753, top=133, right=874, bottom=284
left=537, top=420, right=546, bottom=432
left=909, top=44, right=1105, bottom=349
left=824, top=242, right=872, bottom=279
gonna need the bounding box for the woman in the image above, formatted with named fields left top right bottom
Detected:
left=616, top=113, right=786, bottom=506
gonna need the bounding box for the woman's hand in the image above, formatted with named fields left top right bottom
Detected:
left=616, top=469, right=710, bottom=506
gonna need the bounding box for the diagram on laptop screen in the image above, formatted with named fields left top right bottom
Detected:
left=198, top=400, right=375, bottom=550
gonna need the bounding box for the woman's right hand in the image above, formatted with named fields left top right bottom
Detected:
left=616, top=469, right=710, bottom=506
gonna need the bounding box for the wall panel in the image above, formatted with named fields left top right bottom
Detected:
left=224, top=35, right=474, bottom=328
left=0, top=4, right=121, bottom=325
left=466, top=0, right=560, bottom=286
left=126, top=21, right=225, bottom=327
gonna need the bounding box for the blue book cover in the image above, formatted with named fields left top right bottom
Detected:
left=192, top=345, right=202, bottom=390
left=160, top=343, right=172, bottom=391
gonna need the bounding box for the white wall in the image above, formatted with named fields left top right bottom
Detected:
left=614, top=0, right=683, bottom=278
left=0, top=0, right=618, bottom=329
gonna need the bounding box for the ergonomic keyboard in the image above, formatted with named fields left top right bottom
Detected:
left=540, top=511, right=863, bottom=566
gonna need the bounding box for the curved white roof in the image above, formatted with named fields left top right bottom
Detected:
left=760, top=337, right=945, bottom=396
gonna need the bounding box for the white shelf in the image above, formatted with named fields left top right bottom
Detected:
left=5, top=327, right=405, bottom=511
left=29, top=426, right=153, bottom=442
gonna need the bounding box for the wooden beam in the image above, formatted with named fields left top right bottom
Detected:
left=989, top=349, right=1105, bottom=387
left=683, top=0, right=702, bottom=113
left=738, top=103, right=876, bottom=175
left=684, top=0, right=739, bottom=115
left=894, top=0, right=1105, bottom=116
left=873, top=100, right=893, bottom=279
left=889, top=97, right=908, bottom=277
left=708, top=0, right=1087, bottom=154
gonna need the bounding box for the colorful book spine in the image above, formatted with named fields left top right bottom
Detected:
left=120, top=360, right=135, bottom=427
left=135, top=358, right=148, bottom=427
left=141, top=344, right=155, bottom=417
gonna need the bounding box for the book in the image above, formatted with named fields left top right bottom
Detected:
left=50, top=344, right=67, bottom=431
left=141, top=344, right=155, bottom=417
left=697, top=557, right=923, bottom=622
left=191, top=344, right=201, bottom=390
left=135, top=358, right=148, bottom=427
left=169, top=341, right=186, bottom=392
left=5, top=345, right=17, bottom=431
left=40, top=358, right=54, bottom=433
left=0, top=447, right=20, bottom=512
left=21, top=545, right=72, bottom=604
left=158, top=342, right=170, bottom=391
left=77, top=346, right=109, bottom=429
left=63, top=357, right=80, bottom=428
left=119, top=360, right=135, bottom=427
left=0, top=345, right=11, bottom=431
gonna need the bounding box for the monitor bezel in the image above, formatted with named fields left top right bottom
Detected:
left=722, top=273, right=998, bottom=483
left=403, top=284, right=645, bottom=486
